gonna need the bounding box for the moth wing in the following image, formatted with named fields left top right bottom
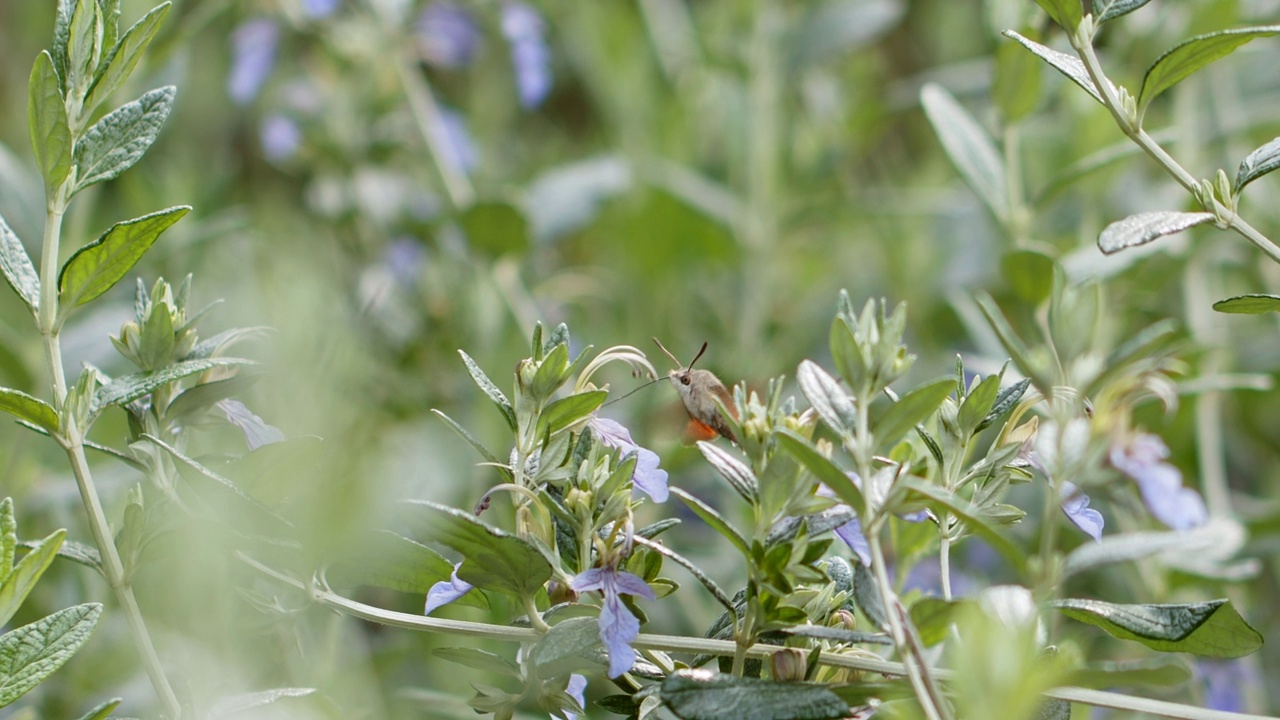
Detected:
left=684, top=418, right=721, bottom=444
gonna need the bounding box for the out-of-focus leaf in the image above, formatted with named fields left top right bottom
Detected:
left=73, top=86, right=176, bottom=194
left=1054, top=598, right=1263, bottom=658
left=526, top=155, right=632, bottom=241
left=529, top=616, right=604, bottom=677
left=0, top=215, right=39, bottom=316
left=1003, top=30, right=1112, bottom=105
left=993, top=30, right=1042, bottom=122
left=1001, top=249, right=1054, bottom=306
left=910, top=597, right=971, bottom=646
left=1032, top=0, right=1083, bottom=30
left=788, top=0, right=903, bottom=70
left=1234, top=137, right=1280, bottom=193
left=0, top=603, right=102, bottom=707
left=432, top=647, right=521, bottom=678
left=209, top=688, right=315, bottom=718
left=1139, top=27, right=1280, bottom=116
left=1212, top=294, right=1280, bottom=314
left=73, top=697, right=122, bottom=720
left=59, top=206, right=191, bottom=309
left=1097, top=211, right=1214, bottom=254
left=459, top=202, right=529, bottom=256
left=1063, top=530, right=1214, bottom=578
left=1094, top=0, right=1154, bottom=23
left=920, top=83, right=1008, bottom=223
left=1066, top=658, right=1191, bottom=689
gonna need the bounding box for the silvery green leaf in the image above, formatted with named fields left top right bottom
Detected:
left=1234, top=136, right=1280, bottom=193
left=1002, top=30, right=1112, bottom=105
left=788, top=0, right=903, bottom=70
left=1094, top=0, right=1154, bottom=23
left=696, top=441, right=758, bottom=502
left=0, top=215, right=39, bottom=315
left=210, top=688, right=315, bottom=718
left=93, top=357, right=254, bottom=413
left=1054, top=598, right=1262, bottom=657
left=1064, top=530, right=1215, bottom=578
left=458, top=350, right=516, bottom=430
left=73, top=86, right=175, bottom=195
left=0, top=603, right=102, bottom=707
left=797, top=359, right=856, bottom=436
left=661, top=670, right=852, bottom=720
left=0, top=499, right=12, bottom=581
left=1097, top=211, right=1214, bottom=254
left=1139, top=26, right=1280, bottom=116
left=83, top=4, right=171, bottom=115
left=920, top=83, right=1008, bottom=223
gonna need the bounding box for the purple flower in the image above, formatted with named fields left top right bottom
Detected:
left=501, top=3, right=552, bottom=108
left=564, top=674, right=587, bottom=720
left=228, top=19, right=280, bottom=105
left=1061, top=480, right=1104, bottom=542
left=571, top=567, right=655, bottom=678
left=260, top=114, right=302, bottom=161
left=301, top=0, right=340, bottom=19
left=1198, top=659, right=1252, bottom=712
left=425, top=562, right=474, bottom=614
left=1111, top=434, right=1207, bottom=531
left=439, top=107, right=478, bottom=173
left=218, top=400, right=285, bottom=451
left=384, top=237, right=426, bottom=285
left=834, top=515, right=871, bottom=567
left=416, top=2, right=481, bottom=68
left=589, top=418, right=668, bottom=503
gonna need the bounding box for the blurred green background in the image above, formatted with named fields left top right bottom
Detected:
left=3, top=0, right=1280, bottom=716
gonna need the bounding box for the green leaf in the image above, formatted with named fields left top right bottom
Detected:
left=1001, top=249, right=1054, bottom=307
left=530, top=342, right=569, bottom=400
left=165, top=374, right=261, bottom=424
left=1063, top=530, right=1215, bottom=578
left=920, top=83, right=1007, bottom=223
left=1094, top=0, right=1154, bottom=23
left=432, top=647, right=522, bottom=679
left=82, top=3, right=171, bottom=116
left=993, top=30, right=1042, bottom=123
left=1234, top=137, right=1280, bottom=193
left=909, top=597, right=970, bottom=646
left=1066, top=658, right=1191, bottom=689
left=330, top=531, right=451, bottom=596
left=0, top=603, right=101, bottom=707
left=874, top=378, right=953, bottom=449
left=1212, top=293, right=1280, bottom=314
left=1002, top=30, right=1113, bottom=106
left=1097, top=211, right=1214, bottom=254
left=661, top=669, right=852, bottom=720
left=405, top=500, right=552, bottom=601
left=780, top=625, right=891, bottom=646
left=0, top=388, right=58, bottom=434
left=696, top=441, right=758, bottom=502
left=65, top=0, right=100, bottom=93
left=671, top=488, right=749, bottom=558
left=59, top=206, right=190, bottom=309
left=851, top=561, right=888, bottom=631
left=19, top=539, right=101, bottom=577
left=72, top=86, right=175, bottom=195
left=209, top=688, right=316, bottom=717
left=1139, top=27, right=1280, bottom=116
left=93, top=357, right=254, bottom=414
left=50, top=1, right=73, bottom=93
left=458, top=350, right=517, bottom=430
left=0, top=529, right=65, bottom=629
left=1054, top=598, right=1263, bottom=658
left=0, top=215, right=39, bottom=316
left=895, top=477, right=1026, bottom=574
left=977, top=378, right=1029, bottom=433
left=430, top=410, right=513, bottom=482
left=796, top=360, right=856, bottom=436
left=788, top=0, right=904, bottom=71
left=1032, top=0, right=1082, bottom=30
left=529, top=616, right=605, bottom=677
left=536, top=391, right=606, bottom=437
left=0, top=500, right=12, bottom=582
left=459, top=202, right=530, bottom=256
left=776, top=429, right=864, bottom=512
left=957, top=374, right=1000, bottom=438
left=28, top=51, right=73, bottom=190
left=73, top=697, right=122, bottom=720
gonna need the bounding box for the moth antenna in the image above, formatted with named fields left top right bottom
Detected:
left=602, top=378, right=662, bottom=406
left=687, top=341, right=709, bottom=370
left=652, top=337, right=683, bottom=368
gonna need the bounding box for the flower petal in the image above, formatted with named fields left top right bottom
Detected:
left=835, top=516, right=872, bottom=567
left=609, top=570, right=656, bottom=600
left=1060, top=481, right=1104, bottom=542
left=228, top=19, right=279, bottom=105
left=425, top=564, right=474, bottom=615
left=599, top=585, right=641, bottom=677
left=563, top=674, right=588, bottom=720
left=630, top=448, right=669, bottom=503
left=570, top=567, right=605, bottom=593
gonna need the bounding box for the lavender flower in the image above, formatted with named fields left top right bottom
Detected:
left=1198, top=659, right=1252, bottom=712
left=571, top=566, right=655, bottom=677
left=425, top=562, right=474, bottom=614
left=301, top=0, right=340, bottom=19
left=1061, top=480, right=1104, bottom=542
left=563, top=674, right=588, bottom=720
left=1111, top=434, right=1208, bottom=531
left=501, top=3, right=552, bottom=108
left=416, top=2, right=481, bottom=68
left=438, top=107, right=478, bottom=172
left=228, top=19, right=280, bottom=105
left=260, top=114, right=302, bottom=161
left=218, top=400, right=285, bottom=451
left=589, top=417, right=668, bottom=503
left=819, top=476, right=924, bottom=566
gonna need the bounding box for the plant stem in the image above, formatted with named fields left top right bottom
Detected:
left=394, top=48, right=475, bottom=210
left=40, top=193, right=183, bottom=719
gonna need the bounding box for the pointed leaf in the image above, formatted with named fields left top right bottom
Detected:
left=209, top=688, right=315, bottom=717
left=1067, top=659, right=1191, bottom=689
left=0, top=500, right=12, bottom=582
left=1032, top=0, right=1083, bottom=30
left=993, top=31, right=1043, bottom=123
left=93, top=357, right=254, bottom=413
left=660, top=670, right=851, bottom=720
left=1139, top=27, right=1280, bottom=115
left=83, top=3, right=171, bottom=115
left=671, top=488, right=749, bottom=558
left=1002, top=30, right=1114, bottom=105
left=28, top=52, right=72, bottom=190
left=430, top=409, right=513, bottom=481
left=0, top=603, right=102, bottom=707
left=977, top=378, right=1029, bottom=433
left=433, top=647, right=522, bottom=678
left=776, top=429, right=864, bottom=513
left=796, top=360, right=856, bottom=436
left=0, top=215, right=39, bottom=315
left=73, top=86, right=175, bottom=195
left=1097, top=211, right=1214, bottom=254
left=1054, top=598, right=1263, bottom=658
left=458, top=350, right=516, bottom=430
left=0, top=530, right=65, bottom=629
left=920, top=83, right=1008, bottom=222
left=329, top=531, right=488, bottom=609
left=874, top=378, right=954, bottom=449
left=909, top=597, right=971, bottom=646
left=404, top=500, right=552, bottom=600
left=696, top=441, right=758, bottom=502
left=957, top=373, right=1000, bottom=437
left=73, top=697, right=122, bottom=720
left=59, top=206, right=191, bottom=309
left=1234, top=137, right=1280, bottom=193
left=143, top=434, right=292, bottom=530
left=0, top=389, right=58, bottom=434
left=1095, top=0, right=1154, bottom=23
left=529, top=616, right=605, bottom=677
left=18, top=539, right=101, bottom=577
left=1064, top=529, right=1216, bottom=578
left=536, top=391, right=607, bottom=437
left=1212, top=293, right=1280, bottom=314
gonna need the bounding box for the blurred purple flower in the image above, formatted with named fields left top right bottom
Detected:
left=501, top=2, right=552, bottom=108
left=1061, top=480, right=1104, bottom=542
left=416, top=2, right=481, bottom=68
left=589, top=417, right=668, bottom=503
left=260, top=114, right=302, bottom=161
left=425, top=562, right=474, bottom=614
left=1198, top=659, right=1252, bottom=712
left=228, top=19, right=280, bottom=105
left=384, top=237, right=426, bottom=285
left=439, top=107, right=478, bottom=172
left=818, top=476, right=925, bottom=566
left=301, top=0, right=340, bottom=19
left=571, top=566, right=655, bottom=678
left=218, top=400, right=285, bottom=451
left=1111, top=434, right=1207, bottom=531
left=563, top=674, right=588, bottom=720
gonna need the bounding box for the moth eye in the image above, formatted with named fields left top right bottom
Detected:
left=680, top=375, right=691, bottom=386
